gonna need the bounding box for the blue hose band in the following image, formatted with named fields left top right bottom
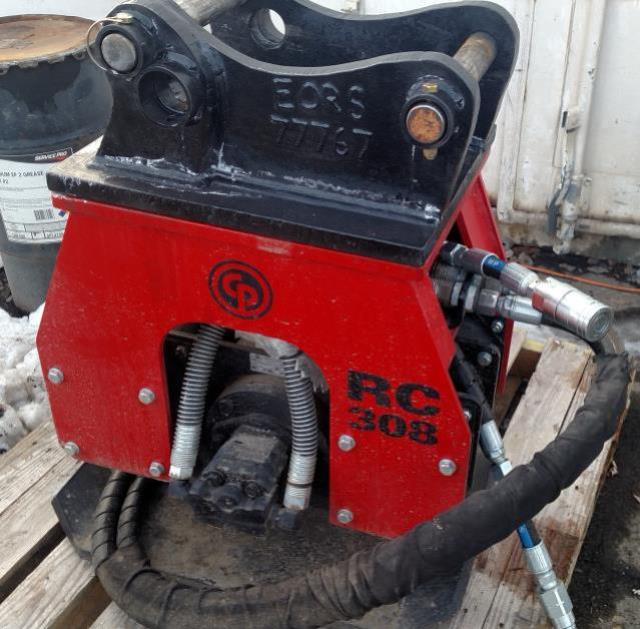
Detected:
left=482, top=255, right=506, bottom=279
left=517, top=524, right=536, bottom=549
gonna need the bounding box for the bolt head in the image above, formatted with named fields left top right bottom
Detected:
left=138, top=388, right=156, bottom=405
left=477, top=351, right=494, bottom=368
left=217, top=398, right=235, bottom=418
left=338, top=435, right=356, bottom=452
left=243, top=481, right=265, bottom=499
left=337, top=509, right=354, bottom=524
left=491, top=319, right=505, bottom=334
left=149, top=461, right=165, bottom=477
left=48, top=367, right=64, bottom=385
left=207, top=470, right=227, bottom=487
left=63, top=441, right=79, bottom=457
left=439, top=459, right=458, bottom=477
left=100, top=32, right=138, bottom=73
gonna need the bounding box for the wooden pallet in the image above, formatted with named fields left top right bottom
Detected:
left=0, top=328, right=630, bottom=629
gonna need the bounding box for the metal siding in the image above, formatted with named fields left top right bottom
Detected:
left=513, top=1, right=573, bottom=214
left=584, top=0, right=640, bottom=227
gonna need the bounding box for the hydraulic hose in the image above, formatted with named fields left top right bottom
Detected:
left=468, top=329, right=623, bottom=629
left=169, top=324, right=225, bottom=480
left=92, top=352, right=630, bottom=629
left=440, top=242, right=614, bottom=343
left=281, top=353, right=319, bottom=511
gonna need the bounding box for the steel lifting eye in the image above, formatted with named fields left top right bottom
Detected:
left=250, top=9, right=286, bottom=49
left=138, top=68, right=197, bottom=127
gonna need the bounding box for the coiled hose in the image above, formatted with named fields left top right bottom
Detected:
left=92, top=351, right=630, bottom=629
left=281, top=354, right=319, bottom=511
left=169, top=324, right=225, bottom=480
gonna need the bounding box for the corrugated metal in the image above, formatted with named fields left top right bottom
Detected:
left=584, top=1, right=640, bottom=229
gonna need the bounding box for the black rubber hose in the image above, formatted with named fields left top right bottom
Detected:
left=92, top=353, right=630, bottom=629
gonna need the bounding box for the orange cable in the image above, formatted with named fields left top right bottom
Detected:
left=524, top=264, right=640, bottom=296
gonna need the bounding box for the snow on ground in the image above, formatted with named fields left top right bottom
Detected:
left=0, top=305, right=51, bottom=453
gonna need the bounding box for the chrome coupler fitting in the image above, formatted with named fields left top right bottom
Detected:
left=501, top=263, right=612, bottom=342
left=524, top=543, right=577, bottom=629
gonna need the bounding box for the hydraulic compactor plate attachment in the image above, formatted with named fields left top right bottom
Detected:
left=36, top=2, right=631, bottom=628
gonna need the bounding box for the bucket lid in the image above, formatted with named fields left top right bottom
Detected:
left=0, top=14, right=93, bottom=71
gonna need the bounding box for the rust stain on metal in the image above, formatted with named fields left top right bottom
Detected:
left=0, top=15, right=92, bottom=64
left=406, top=104, right=446, bottom=145
left=453, top=32, right=497, bottom=81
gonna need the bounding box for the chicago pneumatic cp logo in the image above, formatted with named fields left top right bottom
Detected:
left=209, top=260, right=273, bottom=320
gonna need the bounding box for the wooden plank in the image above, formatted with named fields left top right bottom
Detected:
left=498, top=339, right=591, bottom=471
left=0, top=455, right=80, bottom=603
left=506, top=323, right=529, bottom=374
left=0, top=539, right=109, bottom=629
left=0, top=421, right=65, bottom=515
left=92, top=603, right=145, bottom=629
left=450, top=339, right=592, bottom=629
left=481, top=358, right=594, bottom=628
left=485, top=361, right=632, bottom=628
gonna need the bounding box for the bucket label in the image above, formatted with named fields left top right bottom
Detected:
left=0, top=148, right=72, bottom=243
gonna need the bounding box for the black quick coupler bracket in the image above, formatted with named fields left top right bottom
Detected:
left=69, top=0, right=518, bottom=267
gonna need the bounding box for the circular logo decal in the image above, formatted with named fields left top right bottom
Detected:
left=209, top=260, right=273, bottom=320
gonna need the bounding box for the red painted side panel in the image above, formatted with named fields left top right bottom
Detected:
left=38, top=177, right=504, bottom=539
